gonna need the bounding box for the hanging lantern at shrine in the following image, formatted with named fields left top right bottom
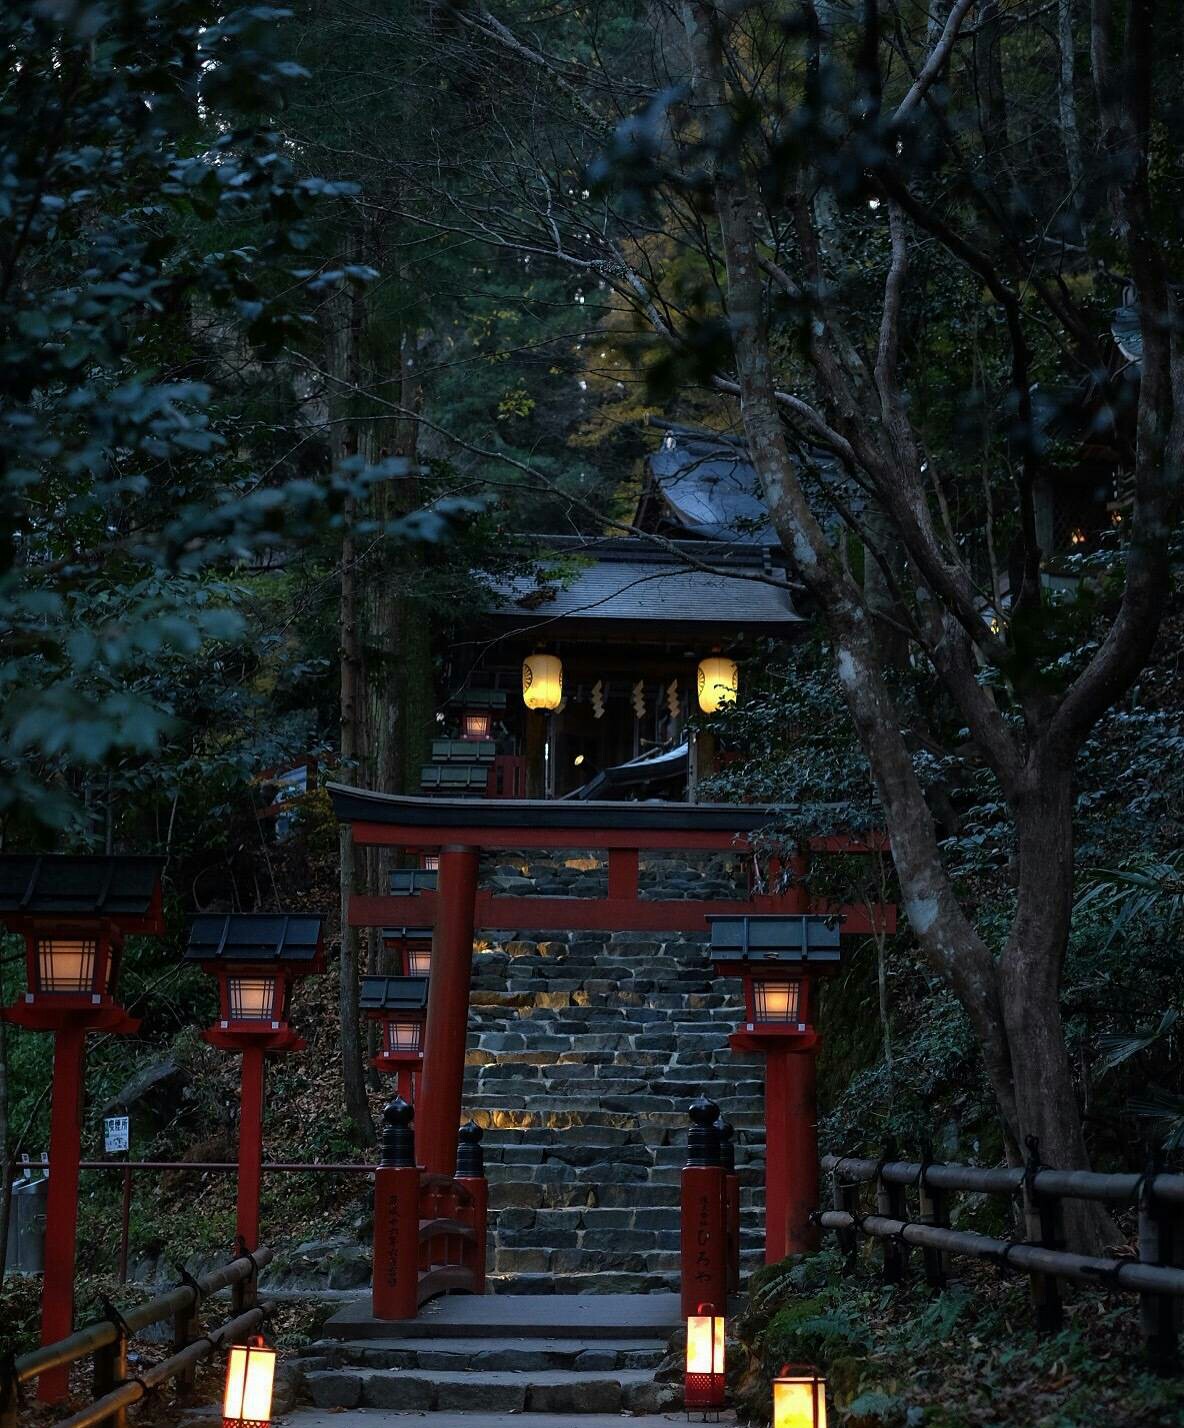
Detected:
left=522, top=653, right=563, bottom=711
left=697, top=657, right=738, bottom=714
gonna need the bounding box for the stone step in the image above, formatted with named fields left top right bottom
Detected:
left=303, top=1366, right=669, bottom=1415
left=301, top=1337, right=665, bottom=1372
left=488, top=1180, right=764, bottom=1210
left=481, top=1274, right=704, bottom=1297
left=490, top=1247, right=765, bottom=1274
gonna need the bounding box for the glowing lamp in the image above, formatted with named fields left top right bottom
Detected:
left=461, top=710, right=492, bottom=740
left=360, top=975, right=428, bottom=1097
left=227, top=974, right=279, bottom=1023
left=709, top=915, right=842, bottom=1045
left=385, top=1019, right=423, bottom=1054
left=381, top=926, right=432, bottom=978
left=223, top=1335, right=276, bottom=1427
left=773, top=1363, right=827, bottom=1428
left=752, top=978, right=802, bottom=1024
left=34, top=937, right=105, bottom=996
left=184, top=914, right=325, bottom=1053
left=697, top=657, right=738, bottom=714
left=685, top=1302, right=726, bottom=1412
left=523, top=653, right=563, bottom=711
left=420, top=854, right=440, bottom=872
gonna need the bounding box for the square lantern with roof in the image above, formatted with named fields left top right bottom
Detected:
left=381, top=925, right=433, bottom=978
left=0, top=855, right=165, bottom=1034
left=360, top=974, right=428, bottom=1075
left=185, top=914, right=325, bottom=1052
left=708, top=915, right=842, bottom=1050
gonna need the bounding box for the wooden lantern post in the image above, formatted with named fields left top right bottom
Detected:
left=709, top=915, right=843, bottom=1264
left=0, top=854, right=165, bottom=1403
left=184, top=913, right=325, bottom=1253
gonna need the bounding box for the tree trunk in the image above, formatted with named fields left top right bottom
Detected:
left=333, top=227, right=375, bottom=1146
left=999, top=765, right=1116, bottom=1249
left=1057, top=0, right=1085, bottom=205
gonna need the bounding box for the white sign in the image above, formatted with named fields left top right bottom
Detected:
left=104, top=1116, right=129, bottom=1154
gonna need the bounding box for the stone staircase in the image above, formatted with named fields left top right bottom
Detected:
left=300, top=1291, right=709, bottom=1421
left=460, top=850, right=767, bottom=1295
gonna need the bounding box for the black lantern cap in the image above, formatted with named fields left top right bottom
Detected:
left=389, top=869, right=438, bottom=895
left=708, top=913, right=842, bottom=965
left=359, top=975, right=429, bottom=1012
left=184, top=913, right=325, bottom=964
left=380, top=925, right=433, bottom=943
left=0, top=855, right=163, bottom=918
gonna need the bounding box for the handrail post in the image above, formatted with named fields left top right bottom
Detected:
left=831, top=1164, right=859, bottom=1266
left=173, top=1273, right=202, bottom=1395
left=373, top=1097, right=420, bottom=1320
left=876, top=1140, right=908, bottom=1283
left=1022, top=1137, right=1064, bottom=1333
left=92, top=1302, right=128, bottom=1428
left=681, top=1097, right=728, bottom=1319
left=231, top=1236, right=258, bottom=1317
left=456, top=1120, right=488, bottom=1295
left=917, top=1148, right=950, bottom=1289
left=1138, top=1153, right=1183, bottom=1375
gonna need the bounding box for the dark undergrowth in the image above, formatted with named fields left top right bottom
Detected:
left=732, top=1249, right=1184, bottom=1427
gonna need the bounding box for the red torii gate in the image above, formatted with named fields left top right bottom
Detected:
left=330, top=785, right=895, bottom=1268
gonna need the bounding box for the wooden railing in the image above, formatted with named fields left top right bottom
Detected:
left=371, top=1099, right=487, bottom=1320
left=0, top=1245, right=272, bottom=1427
left=818, top=1142, right=1184, bottom=1374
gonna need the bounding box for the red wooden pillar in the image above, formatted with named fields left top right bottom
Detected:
left=236, top=1045, right=266, bottom=1252
left=418, top=845, right=479, bottom=1176
left=763, top=1043, right=820, bottom=1262
left=372, top=1099, right=421, bottom=1320
left=38, top=1025, right=86, bottom=1403
left=681, top=1164, right=729, bottom=1319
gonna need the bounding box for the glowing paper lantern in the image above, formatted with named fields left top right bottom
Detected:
left=685, top=1302, right=726, bottom=1411
left=223, top=1335, right=276, bottom=1427
left=773, top=1363, right=827, bottom=1428
left=522, top=653, right=563, bottom=711
left=697, top=658, right=738, bottom=714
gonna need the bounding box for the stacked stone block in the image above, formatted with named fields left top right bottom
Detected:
left=462, top=850, right=767, bottom=1293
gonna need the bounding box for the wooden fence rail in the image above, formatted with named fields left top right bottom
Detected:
left=0, top=1245, right=273, bottom=1427
left=818, top=1145, right=1184, bottom=1375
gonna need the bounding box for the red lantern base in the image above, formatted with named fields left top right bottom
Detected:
left=685, top=1371, right=727, bottom=1409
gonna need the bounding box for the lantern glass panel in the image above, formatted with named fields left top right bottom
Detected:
left=36, top=938, right=98, bottom=993
left=753, top=978, right=801, bottom=1023
left=686, top=1312, right=725, bottom=1375
left=223, top=1337, right=275, bottom=1426
left=461, top=711, right=491, bottom=740
left=406, top=947, right=432, bottom=977
left=773, top=1368, right=827, bottom=1428
left=228, top=976, right=278, bottom=1021
left=385, top=1020, right=423, bottom=1053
